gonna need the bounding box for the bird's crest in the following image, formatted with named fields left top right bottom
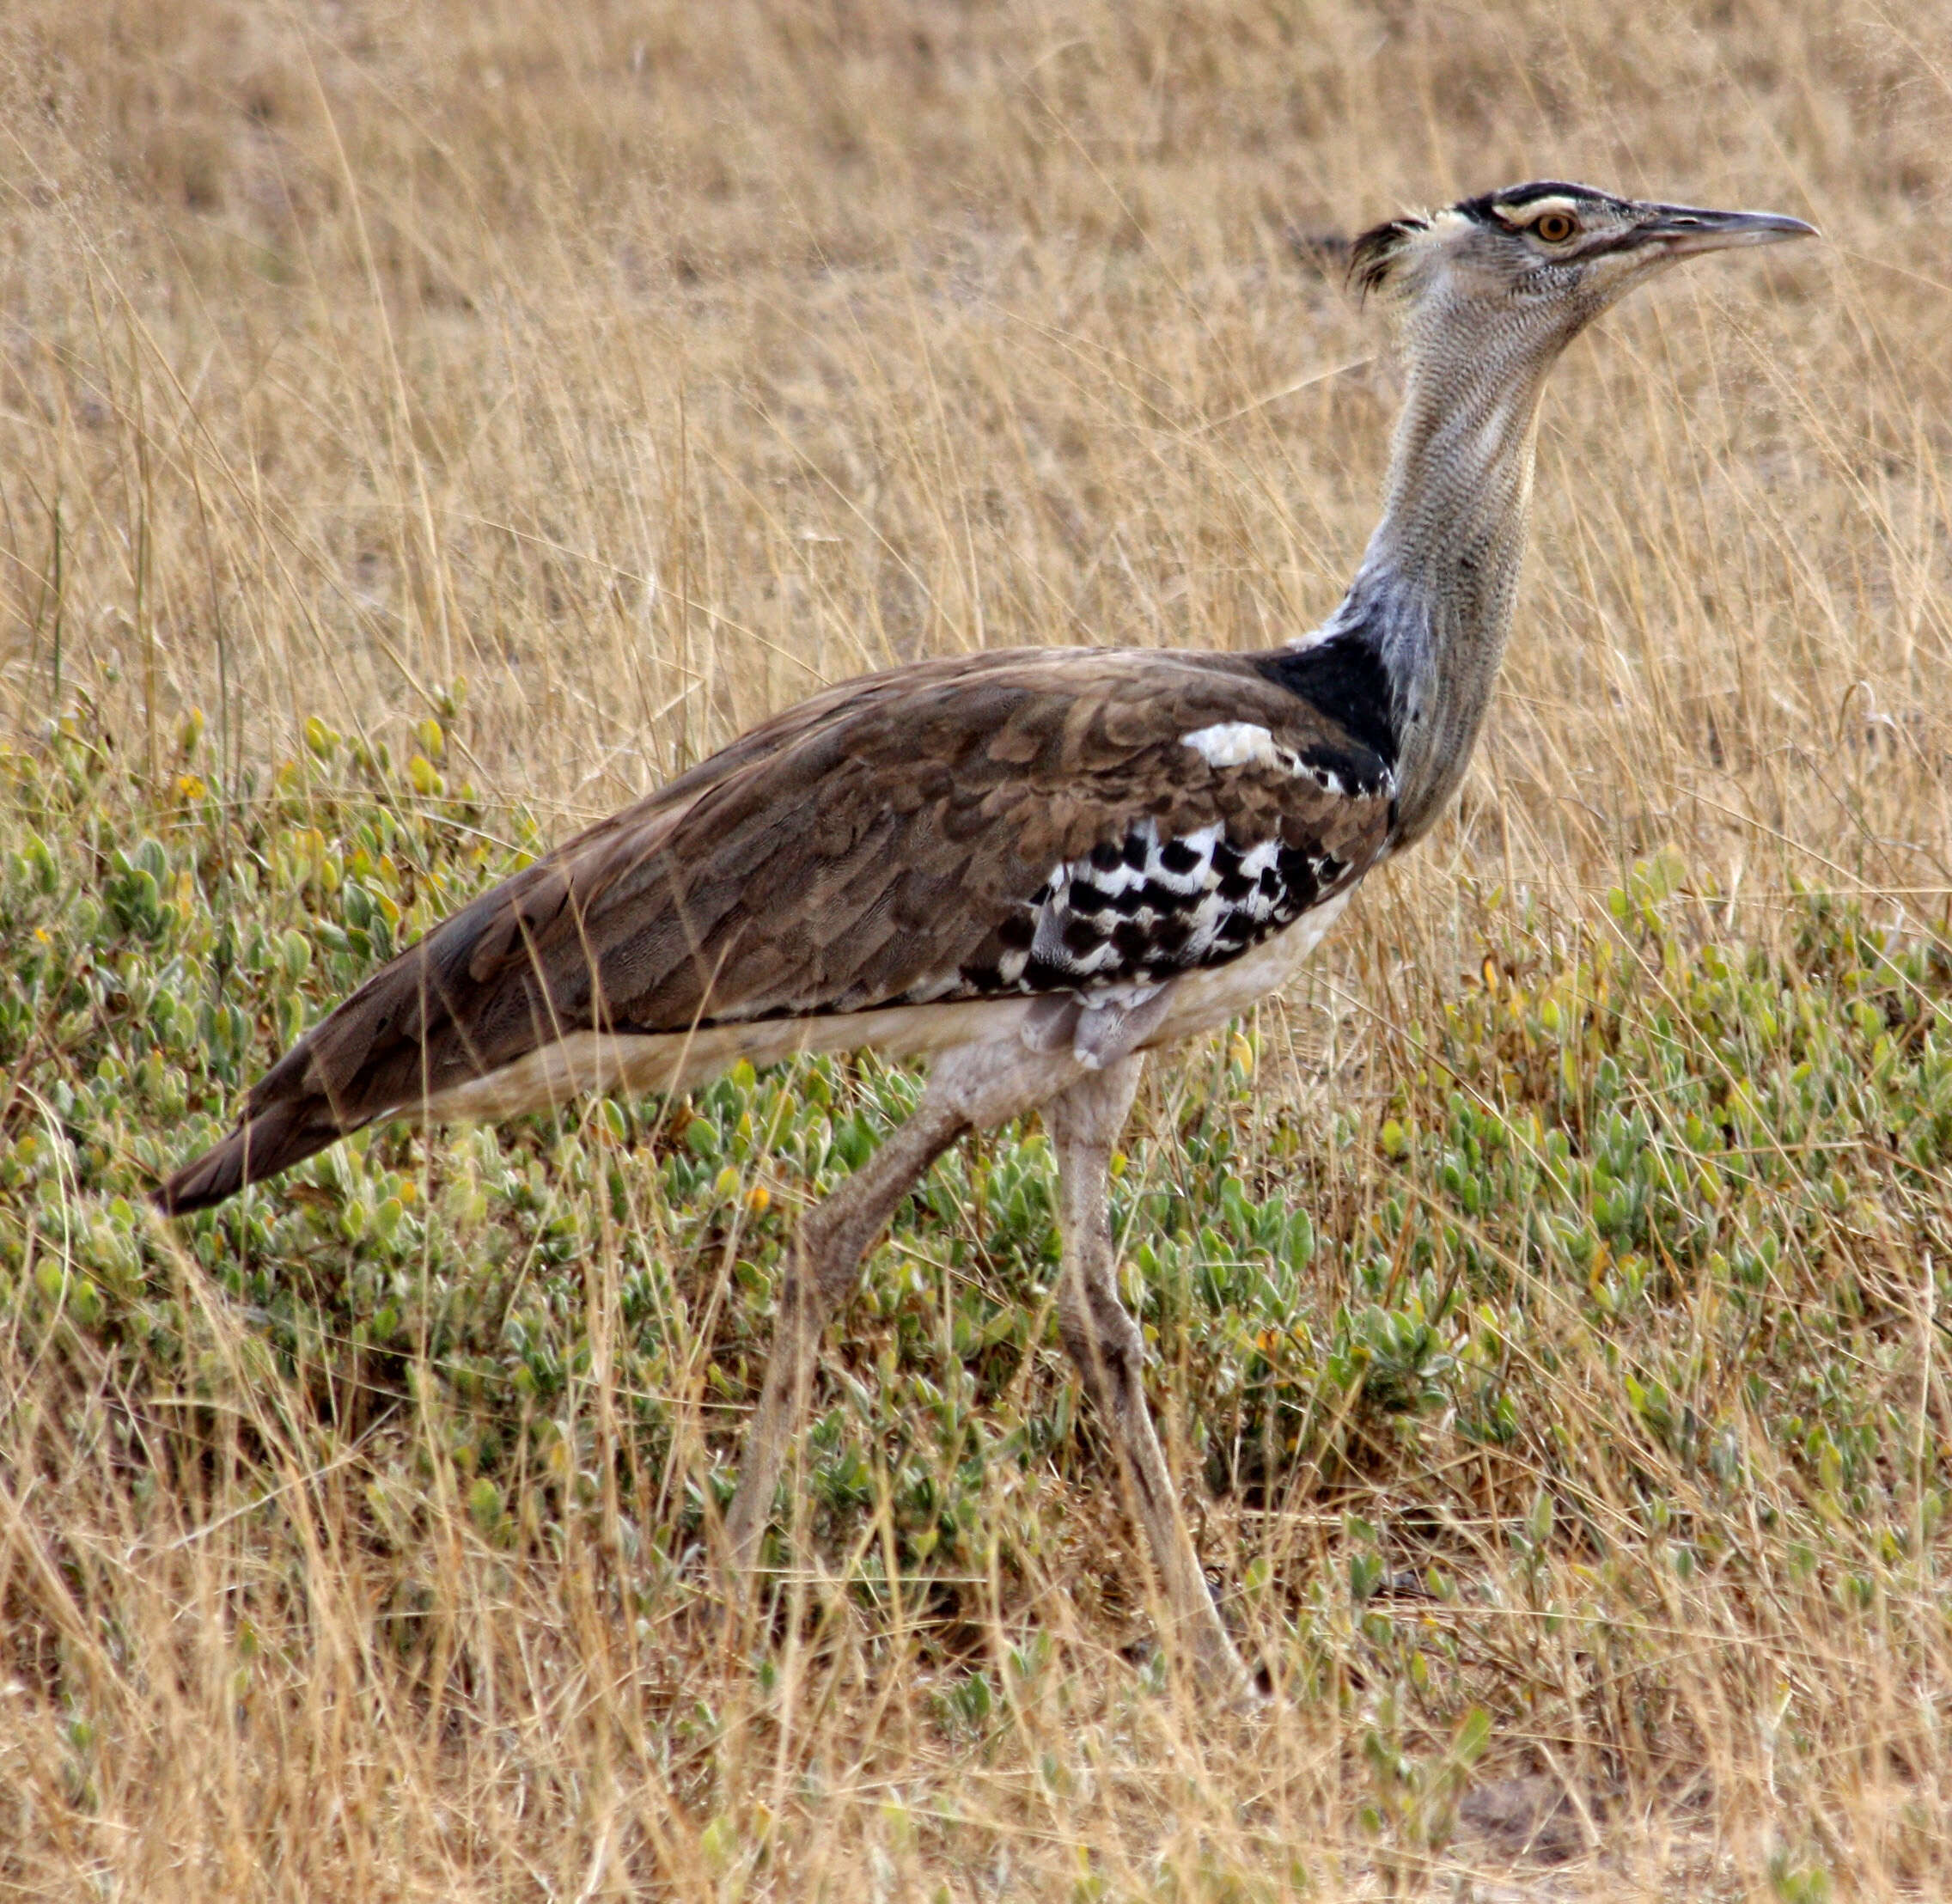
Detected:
left=1347, top=212, right=1430, bottom=301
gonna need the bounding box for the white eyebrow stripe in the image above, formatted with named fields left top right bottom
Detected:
left=1494, top=195, right=1581, bottom=226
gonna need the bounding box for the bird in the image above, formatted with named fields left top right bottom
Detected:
left=158, top=183, right=1814, bottom=1692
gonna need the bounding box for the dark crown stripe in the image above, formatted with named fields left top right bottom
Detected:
left=1453, top=180, right=1624, bottom=227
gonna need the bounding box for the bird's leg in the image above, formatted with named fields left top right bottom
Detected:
left=721, top=1091, right=966, bottom=1584
left=721, top=1037, right=1080, bottom=1590
left=1045, top=1059, right=1249, bottom=1691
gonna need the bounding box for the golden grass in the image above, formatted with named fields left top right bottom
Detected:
left=1, top=1, right=1950, bottom=1895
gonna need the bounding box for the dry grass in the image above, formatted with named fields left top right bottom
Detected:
left=1, top=1, right=1950, bottom=1896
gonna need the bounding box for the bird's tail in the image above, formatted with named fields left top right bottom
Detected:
left=154, top=1093, right=360, bottom=1217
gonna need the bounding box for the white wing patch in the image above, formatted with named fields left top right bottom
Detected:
left=1180, top=721, right=1357, bottom=797
left=1181, top=722, right=1291, bottom=771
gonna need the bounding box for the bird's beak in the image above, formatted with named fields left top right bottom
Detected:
left=1635, top=203, right=1819, bottom=259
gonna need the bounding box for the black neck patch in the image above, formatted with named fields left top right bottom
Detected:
left=1255, top=633, right=1399, bottom=770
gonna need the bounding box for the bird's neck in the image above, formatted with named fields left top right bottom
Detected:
left=1304, top=329, right=1557, bottom=848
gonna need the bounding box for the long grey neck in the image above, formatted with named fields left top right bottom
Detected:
left=1306, top=326, right=1559, bottom=848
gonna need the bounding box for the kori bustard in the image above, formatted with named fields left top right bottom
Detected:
left=161, top=184, right=1812, bottom=1688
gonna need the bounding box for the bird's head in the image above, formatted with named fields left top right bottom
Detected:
left=1351, top=181, right=1815, bottom=363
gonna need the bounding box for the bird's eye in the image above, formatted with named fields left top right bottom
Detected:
left=1533, top=211, right=1577, bottom=243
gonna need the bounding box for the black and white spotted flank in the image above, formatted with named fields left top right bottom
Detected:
left=920, top=813, right=1366, bottom=1004
left=845, top=715, right=1402, bottom=1010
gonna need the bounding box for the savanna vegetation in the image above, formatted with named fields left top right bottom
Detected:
left=1, top=3, right=1949, bottom=1896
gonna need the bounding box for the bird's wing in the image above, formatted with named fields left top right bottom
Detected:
left=159, top=647, right=1392, bottom=1211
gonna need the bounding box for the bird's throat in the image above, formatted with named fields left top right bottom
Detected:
left=1305, top=332, right=1554, bottom=850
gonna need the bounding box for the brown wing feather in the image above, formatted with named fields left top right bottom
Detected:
left=157, top=648, right=1389, bottom=1212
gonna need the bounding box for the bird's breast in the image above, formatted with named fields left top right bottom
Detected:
left=1145, top=885, right=1355, bottom=1048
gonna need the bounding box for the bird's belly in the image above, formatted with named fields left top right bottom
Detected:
left=408, top=890, right=1352, bottom=1126
left=408, top=997, right=1041, bottom=1124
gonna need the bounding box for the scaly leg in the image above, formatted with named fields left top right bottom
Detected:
left=721, top=1093, right=965, bottom=1580
left=1045, top=1059, right=1248, bottom=1690
left=722, top=1037, right=1080, bottom=1586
